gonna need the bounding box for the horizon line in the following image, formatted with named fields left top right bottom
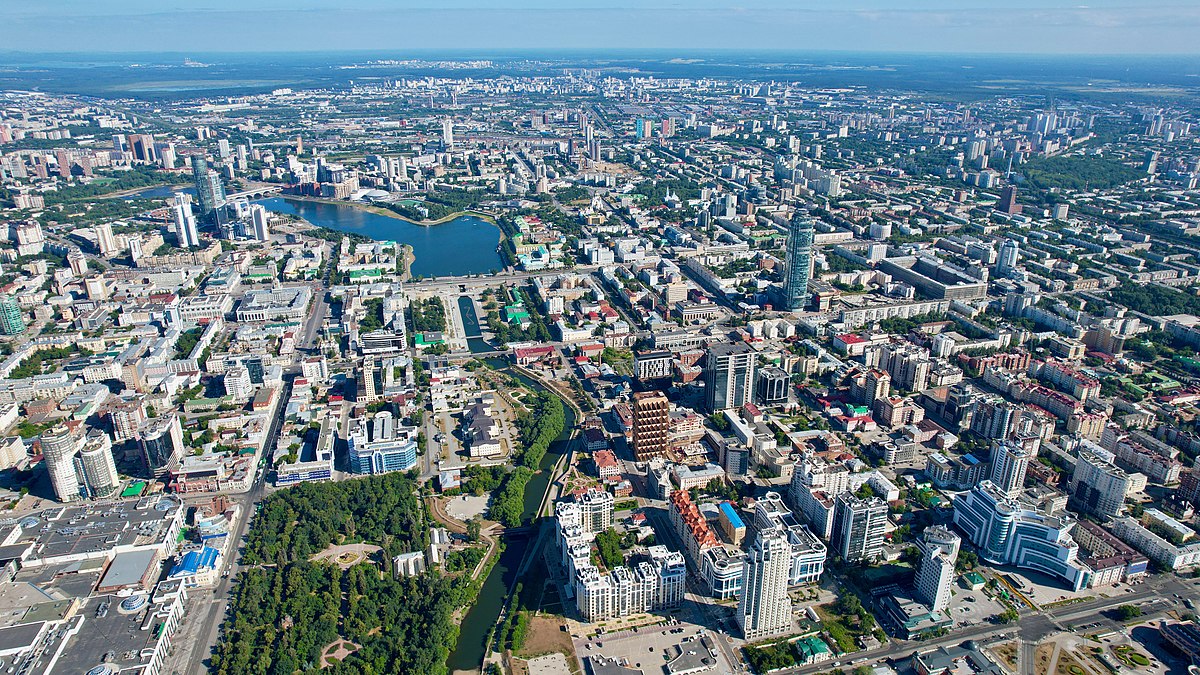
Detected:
left=2, top=48, right=1200, bottom=59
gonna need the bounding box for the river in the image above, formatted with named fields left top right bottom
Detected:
left=446, top=351, right=577, bottom=673
left=257, top=197, right=504, bottom=279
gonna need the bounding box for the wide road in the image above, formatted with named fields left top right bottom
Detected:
left=403, top=264, right=604, bottom=292
left=776, top=572, right=1200, bottom=675
left=181, top=375, right=293, bottom=675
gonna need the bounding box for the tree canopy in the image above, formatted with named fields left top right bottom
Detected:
left=213, top=472, right=487, bottom=675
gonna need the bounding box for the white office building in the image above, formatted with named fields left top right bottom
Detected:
left=914, top=526, right=959, bottom=613
left=952, top=480, right=1087, bottom=591
left=989, top=440, right=1033, bottom=498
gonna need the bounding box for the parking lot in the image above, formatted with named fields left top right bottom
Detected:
left=574, top=623, right=739, bottom=675
left=944, top=582, right=1009, bottom=626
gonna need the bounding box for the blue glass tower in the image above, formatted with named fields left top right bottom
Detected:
left=783, top=213, right=815, bottom=311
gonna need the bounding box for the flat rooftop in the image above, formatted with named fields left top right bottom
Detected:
left=45, top=595, right=165, bottom=675
left=20, top=497, right=182, bottom=566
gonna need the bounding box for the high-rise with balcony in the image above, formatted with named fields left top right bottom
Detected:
left=40, top=426, right=81, bottom=502
left=93, top=221, right=118, bottom=257
left=738, top=527, right=793, bottom=641
left=1070, top=445, right=1134, bottom=519
left=914, top=526, right=960, bottom=613
left=631, top=391, right=670, bottom=460
left=75, top=432, right=120, bottom=499
left=989, top=440, right=1033, bottom=498
left=171, top=193, right=199, bottom=248
left=832, top=493, right=887, bottom=562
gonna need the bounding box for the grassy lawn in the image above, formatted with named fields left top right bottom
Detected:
left=815, top=603, right=873, bottom=653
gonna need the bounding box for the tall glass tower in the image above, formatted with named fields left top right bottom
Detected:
left=191, top=155, right=226, bottom=221
left=783, top=213, right=815, bottom=311
left=0, top=297, right=25, bottom=335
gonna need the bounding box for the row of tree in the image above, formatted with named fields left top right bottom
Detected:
left=513, top=390, right=565, bottom=469
left=487, top=466, right=534, bottom=526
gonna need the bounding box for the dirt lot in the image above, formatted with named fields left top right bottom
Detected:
left=518, top=615, right=579, bottom=672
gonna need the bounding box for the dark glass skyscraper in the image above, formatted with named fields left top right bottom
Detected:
left=704, top=342, right=756, bottom=412
left=783, top=213, right=814, bottom=311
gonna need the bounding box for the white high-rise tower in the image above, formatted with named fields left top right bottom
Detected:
left=250, top=204, right=271, bottom=242
left=914, top=526, right=960, bottom=613
left=172, top=193, right=199, bottom=248
left=441, top=118, right=454, bottom=148
left=40, top=426, right=81, bottom=503
left=76, top=432, right=120, bottom=499
left=989, top=440, right=1032, bottom=498
left=738, top=527, right=793, bottom=641
left=996, top=239, right=1020, bottom=277
left=94, top=221, right=118, bottom=257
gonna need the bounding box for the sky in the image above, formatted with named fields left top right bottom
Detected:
left=2, top=0, right=1199, bottom=55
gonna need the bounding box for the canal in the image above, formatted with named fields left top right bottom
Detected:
left=446, top=357, right=577, bottom=672
left=257, top=197, right=504, bottom=278
left=456, top=295, right=493, bottom=355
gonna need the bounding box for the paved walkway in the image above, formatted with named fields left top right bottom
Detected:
left=309, top=543, right=381, bottom=569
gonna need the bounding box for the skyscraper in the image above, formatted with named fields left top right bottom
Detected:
left=704, top=342, right=756, bottom=412
left=171, top=193, right=199, bottom=248
left=996, top=239, right=1020, bottom=277
left=40, top=426, right=81, bottom=502
left=989, top=440, right=1032, bottom=498
left=250, top=204, right=271, bottom=242
left=998, top=185, right=1021, bottom=215
left=93, top=221, right=118, bottom=257
left=139, top=414, right=184, bottom=473
left=832, top=493, right=887, bottom=562
left=191, top=155, right=226, bottom=221
left=75, top=432, right=120, bottom=499
left=783, top=214, right=815, bottom=311
left=738, top=527, right=793, bottom=641
left=0, top=297, right=26, bottom=336
left=631, top=391, right=670, bottom=460
left=914, top=526, right=960, bottom=613
left=441, top=118, right=454, bottom=148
